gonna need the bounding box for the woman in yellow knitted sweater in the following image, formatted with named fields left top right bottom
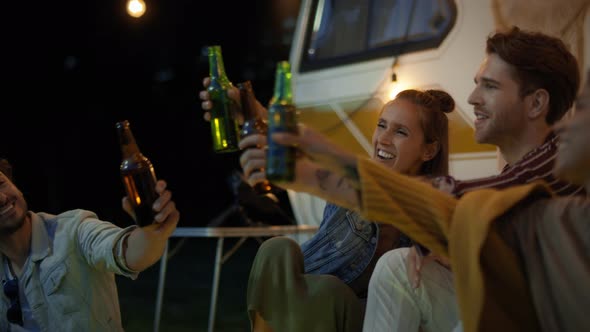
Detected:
left=268, top=71, right=590, bottom=332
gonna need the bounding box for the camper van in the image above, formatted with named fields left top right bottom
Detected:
left=285, top=0, right=590, bottom=231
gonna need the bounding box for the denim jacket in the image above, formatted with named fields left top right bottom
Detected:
left=0, top=210, right=137, bottom=332
left=301, top=203, right=379, bottom=285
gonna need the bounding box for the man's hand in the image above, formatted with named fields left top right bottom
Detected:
left=239, top=133, right=269, bottom=188
left=122, top=180, right=179, bottom=236
left=199, top=77, right=258, bottom=125
left=123, top=180, right=180, bottom=237
left=407, top=245, right=425, bottom=288
left=407, top=245, right=451, bottom=289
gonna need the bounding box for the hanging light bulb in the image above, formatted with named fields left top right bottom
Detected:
left=388, top=81, right=409, bottom=100
left=387, top=73, right=413, bottom=100
left=127, top=0, right=146, bottom=18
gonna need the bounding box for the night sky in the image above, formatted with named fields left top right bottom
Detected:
left=3, top=0, right=300, bottom=227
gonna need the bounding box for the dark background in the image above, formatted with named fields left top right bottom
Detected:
left=2, top=1, right=303, bottom=330
left=3, top=0, right=301, bottom=228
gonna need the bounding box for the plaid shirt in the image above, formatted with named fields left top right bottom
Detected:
left=433, top=132, right=585, bottom=198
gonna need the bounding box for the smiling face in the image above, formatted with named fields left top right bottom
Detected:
left=468, top=53, right=528, bottom=147
left=0, top=172, right=28, bottom=236
left=554, top=73, right=590, bottom=185
left=371, top=99, right=432, bottom=176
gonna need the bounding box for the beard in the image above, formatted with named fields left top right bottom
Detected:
left=0, top=215, right=26, bottom=236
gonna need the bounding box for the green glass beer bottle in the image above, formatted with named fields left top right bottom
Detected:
left=237, top=80, right=272, bottom=194
left=266, top=61, right=298, bottom=182
left=116, top=120, right=158, bottom=227
left=207, top=45, right=240, bottom=153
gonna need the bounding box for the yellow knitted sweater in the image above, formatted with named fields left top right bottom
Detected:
left=357, top=157, right=553, bottom=332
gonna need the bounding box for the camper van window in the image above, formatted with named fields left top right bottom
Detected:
left=301, top=0, right=456, bottom=72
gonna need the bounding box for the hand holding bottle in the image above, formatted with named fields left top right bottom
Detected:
left=122, top=179, right=180, bottom=272
left=122, top=179, right=179, bottom=233
left=239, top=133, right=268, bottom=188
left=204, top=45, right=241, bottom=153
left=199, top=77, right=268, bottom=120
left=201, top=77, right=272, bottom=192
left=199, top=76, right=243, bottom=123
left=116, top=120, right=159, bottom=227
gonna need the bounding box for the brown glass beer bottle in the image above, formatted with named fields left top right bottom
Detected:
left=116, top=120, right=158, bottom=227
left=237, top=80, right=272, bottom=194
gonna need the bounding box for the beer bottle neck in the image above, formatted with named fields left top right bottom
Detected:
left=270, top=61, right=293, bottom=105
left=238, top=81, right=259, bottom=120
left=208, top=46, right=231, bottom=86
left=117, top=126, right=141, bottom=158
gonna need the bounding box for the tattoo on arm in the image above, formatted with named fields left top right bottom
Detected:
left=343, top=165, right=360, bottom=189
left=314, top=167, right=362, bottom=209
left=316, top=169, right=332, bottom=191
left=316, top=166, right=359, bottom=192
left=336, top=176, right=345, bottom=188
left=336, top=175, right=355, bottom=190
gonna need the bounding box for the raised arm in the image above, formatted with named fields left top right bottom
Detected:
left=271, top=127, right=458, bottom=256
left=269, top=126, right=361, bottom=207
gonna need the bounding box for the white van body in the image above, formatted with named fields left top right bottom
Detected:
left=286, top=0, right=590, bottom=234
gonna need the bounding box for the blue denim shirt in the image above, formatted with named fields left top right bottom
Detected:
left=0, top=210, right=137, bottom=332
left=301, top=203, right=379, bottom=285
